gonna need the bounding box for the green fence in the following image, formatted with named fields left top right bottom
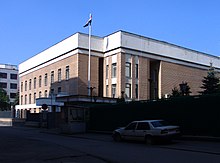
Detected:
left=89, top=94, right=220, bottom=137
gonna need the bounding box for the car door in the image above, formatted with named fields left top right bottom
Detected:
left=121, top=122, right=137, bottom=140
left=135, top=122, right=151, bottom=141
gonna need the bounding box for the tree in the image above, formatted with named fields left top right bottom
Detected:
left=170, top=82, right=191, bottom=97
left=12, top=91, right=19, bottom=106
left=171, top=87, right=181, bottom=97
left=179, top=82, right=191, bottom=96
left=0, top=88, right=10, bottom=110
left=199, top=66, right=220, bottom=95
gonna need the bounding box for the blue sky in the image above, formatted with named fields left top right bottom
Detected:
left=1, top=0, right=220, bottom=65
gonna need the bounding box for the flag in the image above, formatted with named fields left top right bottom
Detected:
left=83, top=14, right=92, bottom=27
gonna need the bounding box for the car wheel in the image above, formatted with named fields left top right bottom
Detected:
left=113, top=133, right=122, bottom=142
left=145, top=135, right=154, bottom=145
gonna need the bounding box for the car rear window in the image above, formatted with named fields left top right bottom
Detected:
left=151, top=120, right=170, bottom=127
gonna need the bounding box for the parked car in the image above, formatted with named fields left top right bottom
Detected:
left=112, top=120, right=180, bottom=144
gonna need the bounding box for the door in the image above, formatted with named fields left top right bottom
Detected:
left=121, top=122, right=137, bottom=140
left=135, top=122, right=151, bottom=141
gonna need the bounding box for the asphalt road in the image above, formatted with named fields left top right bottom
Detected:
left=1, top=126, right=220, bottom=163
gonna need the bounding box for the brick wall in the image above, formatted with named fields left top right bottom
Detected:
left=138, top=56, right=150, bottom=100
left=19, top=53, right=100, bottom=105
left=160, top=61, right=207, bottom=96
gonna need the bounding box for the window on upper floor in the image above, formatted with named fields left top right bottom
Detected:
left=39, top=76, right=42, bottom=87
left=58, top=69, right=61, bottom=82
left=106, top=65, right=109, bottom=79
left=44, top=73, right=48, bottom=86
left=10, top=83, right=17, bottom=89
left=111, top=63, right=117, bottom=78
left=135, top=64, right=139, bottom=79
left=24, top=95, right=27, bottom=104
left=21, top=95, right=23, bottom=105
left=66, top=66, right=69, bottom=80
left=21, top=82, right=23, bottom=92
left=0, top=82, right=7, bottom=89
left=10, top=74, right=17, bottom=80
left=34, top=77, right=36, bottom=89
left=0, top=73, right=7, bottom=79
left=25, top=81, right=27, bottom=91
left=29, top=94, right=31, bottom=104
left=10, top=93, right=16, bottom=99
left=125, top=62, right=131, bottom=78
left=34, top=93, right=36, bottom=102
left=29, top=79, right=31, bottom=90
left=51, top=71, right=54, bottom=84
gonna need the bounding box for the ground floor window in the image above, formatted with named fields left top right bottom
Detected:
left=112, top=84, right=116, bottom=98
left=125, top=83, right=131, bottom=98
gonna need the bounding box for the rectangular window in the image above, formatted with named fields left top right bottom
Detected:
left=21, top=82, right=23, bottom=92
left=66, top=66, right=69, bottom=80
left=135, top=64, right=139, bottom=78
left=44, top=90, right=48, bottom=97
left=25, top=81, right=27, bottom=91
left=10, top=93, right=16, bottom=99
left=44, top=73, right=48, bottom=86
left=0, top=73, right=7, bottom=79
left=10, top=74, right=17, bottom=80
left=106, top=85, right=109, bottom=97
left=0, top=82, right=7, bottom=88
left=135, top=84, right=138, bottom=99
left=111, top=63, right=117, bottom=78
left=112, top=84, right=116, bottom=98
left=34, top=77, right=36, bottom=89
left=125, top=62, right=131, bottom=78
left=106, top=65, right=109, bottom=79
left=51, top=71, right=54, bottom=83
left=29, top=79, right=31, bottom=90
left=58, top=69, right=61, bottom=82
left=29, top=94, right=31, bottom=104
left=21, top=95, right=23, bottom=105
left=39, top=76, right=42, bottom=87
left=125, top=83, right=131, bottom=98
left=25, top=95, right=27, bottom=104
left=10, top=83, right=17, bottom=89
left=34, top=93, right=36, bottom=102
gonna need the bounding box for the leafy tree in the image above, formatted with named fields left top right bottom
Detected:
left=12, top=91, right=19, bottom=106
left=199, top=66, right=220, bottom=95
left=0, top=88, right=10, bottom=110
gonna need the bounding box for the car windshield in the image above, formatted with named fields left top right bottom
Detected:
left=151, top=120, right=170, bottom=127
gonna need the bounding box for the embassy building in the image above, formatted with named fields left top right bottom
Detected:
left=16, top=31, right=220, bottom=117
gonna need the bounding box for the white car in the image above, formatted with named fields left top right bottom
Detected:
left=112, top=120, right=180, bottom=144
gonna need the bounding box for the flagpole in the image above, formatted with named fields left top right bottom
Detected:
left=88, top=16, right=92, bottom=96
